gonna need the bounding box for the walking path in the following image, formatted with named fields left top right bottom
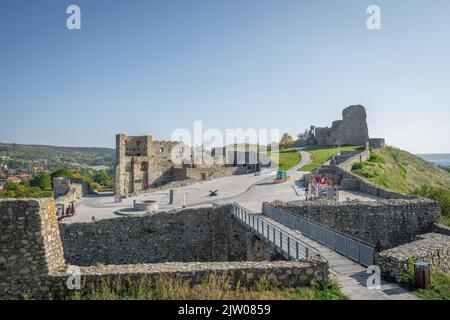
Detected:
left=253, top=212, right=418, bottom=300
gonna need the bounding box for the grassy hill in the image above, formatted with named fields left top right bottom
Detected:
left=352, top=147, right=450, bottom=227
left=299, top=146, right=364, bottom=171
left=267, top=147, right=301, bottom=170
left=351, top=147, right=450, bottom=193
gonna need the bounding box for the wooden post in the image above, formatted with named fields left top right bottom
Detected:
left=169, top=189, right=174, bottom=204
left=414, top=262, right=431, bottom=289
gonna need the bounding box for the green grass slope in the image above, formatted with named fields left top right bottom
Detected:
left=267, top=148, right=301, bottom=170
left=352, top=147, right=450, bottom=193
left=352, top=147, right=450, bottom=227
left=299, top=146, right=363, bottom=171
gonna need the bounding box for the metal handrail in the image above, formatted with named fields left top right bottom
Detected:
left=263, top=203, right=375, bottom=248
left=232, top=203, right=319, bottom=260
left=262, top=203, right=375, bottom=266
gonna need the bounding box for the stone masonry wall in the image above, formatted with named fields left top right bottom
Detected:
left=1, top=200, right=329, bottom=299
left=267, top=199, right=440, bottom=250
left=53, top=177, right=71, bottom=198
left=336, top=149, right=370, bottom=172
left=375, top=233, right=450, bottom=281
left=433, top=223, right=450, bottom=236
left=172, top=165, right=240, bottom=181
left=60, top=205, right=279, bottom=266
left=50, top=259, right=329, bottom=297
left=318, top=165, right=416, bottom=200
left=0, top=199, right=65, bottom=298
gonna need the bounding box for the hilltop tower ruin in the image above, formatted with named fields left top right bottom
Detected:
left=307, top=105, right=370, bottom=147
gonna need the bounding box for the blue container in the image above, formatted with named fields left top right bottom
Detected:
left=277, top=170, right=287, bottom=180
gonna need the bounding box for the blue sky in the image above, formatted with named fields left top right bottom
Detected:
left=0, top=0, right=449, bottom=153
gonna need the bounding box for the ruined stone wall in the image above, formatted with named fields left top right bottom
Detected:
left=115, top=135, right=154, bottom=198
left=172, top=165, right=240, bottom=181
left=0, top=200, right=328, bottom=299
left=53, top=177, right=85, bottom=206
left=60, top=205, right=279, bottom=266
left=53, top=177, right=71, bottom=198
left=375, top=233, right=450, bottom=281
left=266, top=199, right=440, bottom=250
left=152, top=140, right=182, bottom=162
left=50, top=258, right=328, bottom=297
left=368, top=138, right=386, bottom=149
left=433, top=223, right=450, bottom=236
left=318, top=165, right=416, bottom=199
left=336, top=149, right=370, bottom=172
left=308, top=105, right=370, bottom=146
left=0, top=199, right=65, bottom=298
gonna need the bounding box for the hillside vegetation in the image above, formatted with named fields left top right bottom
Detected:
left=0, top=142, right=115, bottom=172
left=352, top=147, right=450, bottom=226
left=352, top=147, right=450, bottom=193
left=299, top=146, right=363, bottom=171
left=267, top=148, right=301, bottom=170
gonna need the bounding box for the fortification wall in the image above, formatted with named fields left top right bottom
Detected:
left=375, top=233, right=450, bottom=281
left=433, top=223, right=450, bottom=236
left=0, top=199, right=65, bottom=298
left=53, top=177, right=71, bottom=198
left=60, top=205, right=280, bottom=266
left=368, top=138, right=386, bottom=149
left=266, top=199, right=440, bottom=250
left=172, top=165, right=240, bottom=181
left=318, top=165, right=416, bottom=200
left=308, top=105, right=369, bottom=146
left=1, top=199, right=330, bottom=299
left=336, top=149, right=370, bottom=172
left=50, top=258, right=328, bottom=298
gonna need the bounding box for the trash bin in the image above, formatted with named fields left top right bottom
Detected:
left=414, top=261, right=431, bottom=289
left=277, top=170, right=287, bottom=180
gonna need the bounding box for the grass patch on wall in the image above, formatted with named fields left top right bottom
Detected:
left=267, top=148, right=301, bottom=171
left=399, top=261, right=450, bottom=300
left=60, top=275, right=348, bottom=300
left=299, top=146, right=363, bottom=172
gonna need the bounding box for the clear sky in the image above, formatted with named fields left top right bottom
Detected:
left=1, top=0, right=449, bottom=153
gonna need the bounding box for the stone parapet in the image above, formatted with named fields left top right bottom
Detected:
left=375, top=233, right=450, bottom=281
left=268, top=199, right=440, bottom=250
left=50, top=258, right=329, bottom=297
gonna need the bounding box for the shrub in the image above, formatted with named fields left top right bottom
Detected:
left=352, top=162, right=365, bottom=171
left=90, top=182, right=102, bottom=190
left=369, top=153, right=384, bottom=163
left=411, top=186, right=450, bottom=223
left=30, top=173, right=52, bottom=190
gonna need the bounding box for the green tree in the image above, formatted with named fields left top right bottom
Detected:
left=280, top=133, right=294, bottom=148
left=51, top=169, right=72, bottom=179
left=30, top=173, right=52, bottom=190
left=93, top=171, right=112, bottom=186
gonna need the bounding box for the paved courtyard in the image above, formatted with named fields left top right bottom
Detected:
left=65, top=150, right=384, bottom=223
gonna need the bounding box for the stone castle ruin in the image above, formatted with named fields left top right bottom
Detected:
left=0, top=200, right=327, bottom=299
left=305, top=105, right=374, bottom=147
left=114, top=135, right=183, bottom=200
left=114, top=134, right=273, bottom=200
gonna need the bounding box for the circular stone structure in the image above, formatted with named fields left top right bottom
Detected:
left=133, top=200, right=158, bottom=213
